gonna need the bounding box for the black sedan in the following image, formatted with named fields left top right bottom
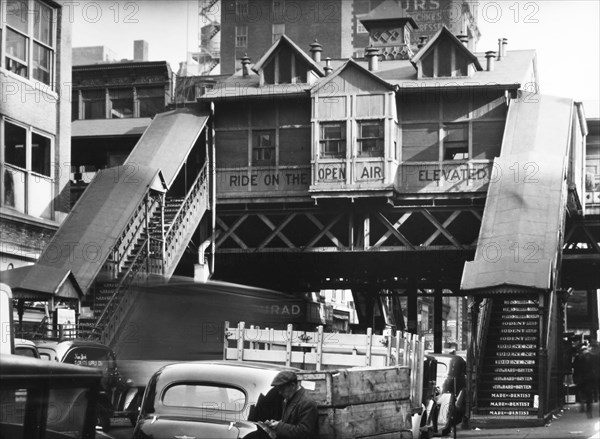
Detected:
left=133, top=361, right=299, bottom=439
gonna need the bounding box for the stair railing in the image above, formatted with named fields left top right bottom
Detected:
left=94, top=235, right=150, bottom=344
left=104, top=192, right=159, bottom=277
left=473, top=298, right=493, bottom=412
left=91, top=193, right=161, bottom=343
left=162, top=163, right=209, bottom=275
left=540, top=289, right=556, bottom=417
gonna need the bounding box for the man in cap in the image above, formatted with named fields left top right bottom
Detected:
left=263, top=371, right=318, bottom=438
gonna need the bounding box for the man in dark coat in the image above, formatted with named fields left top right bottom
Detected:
left=573, top=342, right=596, bottom=418
left=263, top=371, right=319, bottom=438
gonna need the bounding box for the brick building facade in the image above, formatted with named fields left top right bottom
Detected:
left=220, top=0, right=480, bottom=73
left=1, top=0, right=72, bottom=270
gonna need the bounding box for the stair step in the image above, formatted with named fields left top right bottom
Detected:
left=469, top=414, right=544, bottom=428
left=479, top=390, right=536, bottom=399
left=478, top=383, right=538, bottom=392
left=487, top=327, right=539, bottom=335
left=485, top=351, right=538, bottom=358
left=481, top=375, right=536, bottom=382
left=491, top=313, right=539, bottom=320
left=492, top=335, right=538, bottom=342
left=476, top=408, right=538, bottom=416
left=479, top=400, right=537, bottom=408
left=487, top=343, right=538, bottom=350
left=483, top=366, right=536, bottom=374
left=484, top=358, right=537, bottom=366
left=496, top=306, right=539, bottom=312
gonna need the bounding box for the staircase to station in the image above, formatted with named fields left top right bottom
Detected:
left=476, top=299, right=540, bottom=418
left=80, top=165, right=210, bottom=346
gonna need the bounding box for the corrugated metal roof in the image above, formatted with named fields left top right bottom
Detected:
left=125, top=108, right=209, bottom=188
left=461, top=92, right=573, bottom=291
left=33, top=165, right=162, bottom=294
left=1, top=265, right=82, bottom=300
left=72, top=118, right=151, bottom=138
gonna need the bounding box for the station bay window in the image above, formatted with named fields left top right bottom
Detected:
left=400, top=92, right=507, bottom=162
left=320, top=122, right=346, bottom=158
left=2, top=118, right=54, bottom=219
left=253, top=130, right=275, bottom=165
left=357, top=120, right=384, bottom=157
left=2, top=0, right=55, bottom=87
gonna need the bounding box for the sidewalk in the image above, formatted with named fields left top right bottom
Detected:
left=453, top=403, right=600, bottom=439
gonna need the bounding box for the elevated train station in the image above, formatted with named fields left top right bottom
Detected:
left=2, top=3, right=599, bottom=429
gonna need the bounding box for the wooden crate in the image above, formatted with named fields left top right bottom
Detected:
left=298, top=366, right=411, bottom=408
left=317, top=399, right=412, bottom=439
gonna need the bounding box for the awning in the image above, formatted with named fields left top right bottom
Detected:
left=125, top=108, right=209, bottom=188
left=0, top=266, right=82, bottom=300
left=34, top=165, right=165, bottom=294
left=461, top=92, right=573, bottom=292
left=72, top=118, right=151, bottom=138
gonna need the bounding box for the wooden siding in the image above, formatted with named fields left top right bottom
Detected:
left=214, top=99, right=312, bottom=200
left=396, top=90, right=508, bottom=193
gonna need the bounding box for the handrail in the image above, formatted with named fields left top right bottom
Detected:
left=92, top=235, right=150, bottom=335
left=109, top=195, right=158, bottom=271
left=473, top=298, right=493, bottom=411
left=165, top=163, right=208, bottom=240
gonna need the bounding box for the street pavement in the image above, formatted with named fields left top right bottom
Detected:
left=101, top=403, right=600, bottom=439
left=456, top=403, right=600, bottom=439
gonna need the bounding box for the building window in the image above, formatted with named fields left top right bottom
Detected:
left=235, top=26, right=248, bottom=48
left=109, top=89, right=133, bottom=118
left=272, top=23, right=285, bottom=43
left=357, top=120, right=384, bottom=157
left=236, top=0, right=248, bottom=16
left=82, top=89, right=106, bottom=119
left=320, top=122, right=346, bottom=158
left=1, top=118, right=54, bottom=219
left=3, top=0, right=56, bottom=87
left=253, top=130, right=275, bottom=165
left=138, top=87, right=165, bottom=117
left=356, top=16, right=368, bottom=34
left=443, top=123, right=469, bottom=160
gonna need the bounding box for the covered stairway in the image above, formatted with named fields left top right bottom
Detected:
left=7, top=108, right=212, bottom=348
left=461, top=92, right=581, bottom=427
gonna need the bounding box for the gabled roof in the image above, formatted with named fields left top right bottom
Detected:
left=311, top=58, right=395, bottom=95
left=360, top=0, right=418, bottom=30
left=126, top=108, right=210, bottom=188
left=252, top=34, right=325, bottom=77
left=411, top=26, right=483, bottom=71
left=33, top=165, right=164, bottom=294
left=1, top=266, right=82, bottom=300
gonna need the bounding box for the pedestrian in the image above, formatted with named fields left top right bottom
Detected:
left=573, top=342, right=595, bottom=418
left=262, top=371, right=319, bottom=438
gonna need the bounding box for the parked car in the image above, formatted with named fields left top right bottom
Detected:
left=0, top=353, right=102, bottom=438
left=35, top=339, right=139, bottom=431
left=133, top=361, right=299, bottom=439
left=13, top=338, right=40, bottom=358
